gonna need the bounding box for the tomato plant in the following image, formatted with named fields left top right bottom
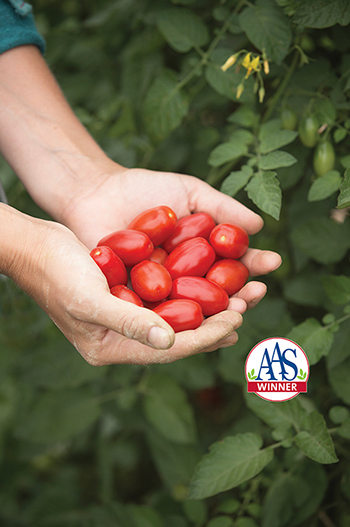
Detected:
left=97, top=229, right=154, bottom=267
left=206, top=259, right=249, bottom=295
left=4, top=2, right=350, bottom=526
left=162, top=212, right=216, bottom=253
left=110, top=284, right=144, bottom=307
left=209, top=224, right=249, bottom=260
left=164, top=236, right=216, bottom=279
left=153, top=299, right=204, bottom=332
left=127, top=205, right=177, bottom=246
left=89, top=246, right=128, bottom=288
left=170, top=276, right=229, bottom=316
left=130, top=260, right=172, bottom=302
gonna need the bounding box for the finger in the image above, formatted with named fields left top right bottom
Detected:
left=241, top=248, right=282, bottom=277
left=74, top=292, right=176, bottom=350
left=234, top=280, right=267, bottom=310
left=183, top=175, right=264, bottom=235
left=227, top=296, right=248, bottom=314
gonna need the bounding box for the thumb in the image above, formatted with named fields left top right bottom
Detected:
left=89, top=293, right=176, bottom=349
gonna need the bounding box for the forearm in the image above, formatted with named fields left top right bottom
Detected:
left=0, top=45, right=117, bottom=222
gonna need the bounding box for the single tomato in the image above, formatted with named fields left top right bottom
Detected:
left=153, top=299, right=203, bottom=332
left=148, top=247, right=168, bottom=265
left=313, top=141, right=335, bottom=177
left=164, top=237, right=216, bottom=280
left=127, top=206, right=177, bottom=246
left=90, top=246, right=128, bottom=288
left=206, top=259, right=249, bottom=295
left=110, top=284, right=144, bottom=307
left=209, top=224, right=249, bottom=260
left=97, top=229, right=153, bottom=267
left=298, top=115, right=319, bottom=148
left=170, top=276, right=229, bottom=316
left=162, top=212, right=216, bottom=253
left=130, top=260, right=172, bottom=302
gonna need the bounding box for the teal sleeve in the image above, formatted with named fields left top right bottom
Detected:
left=0, top=0, right=46, bottom=55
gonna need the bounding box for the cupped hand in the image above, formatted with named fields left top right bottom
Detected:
left=8, top=211, right=242, bottom=365
left=62, top=165, right=282, bottom=315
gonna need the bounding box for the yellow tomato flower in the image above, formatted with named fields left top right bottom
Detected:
left=242, top=52, right=252, bottom=69
left=221, top=54, right=237, bottom=72
left=236, top=83, right=244, bottom=99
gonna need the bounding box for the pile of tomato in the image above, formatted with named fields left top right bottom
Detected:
left=90, top=206, right=249, bottom=333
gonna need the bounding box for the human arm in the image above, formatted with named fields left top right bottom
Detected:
left=0, top=45, right=281, bottom=363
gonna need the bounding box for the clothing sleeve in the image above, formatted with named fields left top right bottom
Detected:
left=0, top=0, right=46, bottom=55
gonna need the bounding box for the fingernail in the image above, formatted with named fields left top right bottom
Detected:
left=147, top=326, right=174, bottom=349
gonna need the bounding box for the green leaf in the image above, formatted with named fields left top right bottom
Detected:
left=147, top=429, right=201, bottom=489
left=308, top=170, right=342, bottom=201
left=261, top=461, right=328, bottom=527
left=188, top=433, right=273, bottom=499
left=143, top=71, right=189, bottom=142
left=337, top=168, right=350, bottom=209
left=143, top=373, right=197, bottom=444
left=291, top=216, right=350, bottom=264
left=14, top=388, right=100, bottom=444
left=156, top=8, right=209, bottom=52
left=295, top=411, right=339, bottom=464
left=293, top=0, right=350, bottom=28
left=260, top=150, right=297, bottom=170
left=321, top=274, right=350, bottom=305
left=239, top=0, right=292, bottom=64
left=245, top=394, right=307, bottom=432
left=287, top=318, right=334, bottom=365
left=220, top=166, right=253, bottom=196
left=328, top=356, right=350, bottom=405
left=245, top=171, right=282, bottom=220
left=259, top=119, right=298, bottom=154
left=208, top=142, right=249, bottom=167
left=329, top=405, right=350, bottom=424
left=334, top=128, right=347, bottom=143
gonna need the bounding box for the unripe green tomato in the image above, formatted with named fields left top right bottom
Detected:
left=313, top=141, right=335, bottom=177
left=298, top=115, right=319, bottom=148
left=281, top=107, right=298, bottom=130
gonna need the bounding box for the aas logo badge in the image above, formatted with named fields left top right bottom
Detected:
left=245, top=337, right=309, bottom=402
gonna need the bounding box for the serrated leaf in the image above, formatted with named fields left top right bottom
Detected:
left=293, top=0, right=350, bottom=28
left=208, top=142, right=248, bottom=167
left=260, top=150, right=297, bottom=170
left=156, top=8, right=209, bottom=52
left=321, top=274, right=350, bottom=305
left=220, top=166, right=253, bottom=196
left=245, top=394, right=307, bottom=432
left=287, top=318, right=334, bottom=365
left=143, top=71, right=189, bottom=142
left=143, top=374, right=196, bottom=444
left=259, top=120, right=298, bottom=153
left=295, top=411, right=338, bottom=464
left=308, top=170, right=342, bottom=202
left=291, top=216, right=350, bottom=264
left=245, top=171, right=282, bottom=220
left=239, top=0, right=292, bottom=64
left=337, top=168, right=350, bottom=209
left=188, top=433, right=273, bottom=499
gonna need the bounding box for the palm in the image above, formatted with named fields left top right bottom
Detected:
left=64, top=165, right=281, bottom=314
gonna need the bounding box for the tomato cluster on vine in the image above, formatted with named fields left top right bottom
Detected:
left=90, top=206, right=249, bottom=333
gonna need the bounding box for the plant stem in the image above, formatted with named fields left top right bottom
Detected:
left=263, top=50, right=300, bottom=122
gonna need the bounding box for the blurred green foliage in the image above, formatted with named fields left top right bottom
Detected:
left=1, top=0, right=350, bottom=525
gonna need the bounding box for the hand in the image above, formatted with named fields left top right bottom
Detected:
left=2, top=207, right=244, bottom=365
left=62, top=165, right=282, bottom=315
